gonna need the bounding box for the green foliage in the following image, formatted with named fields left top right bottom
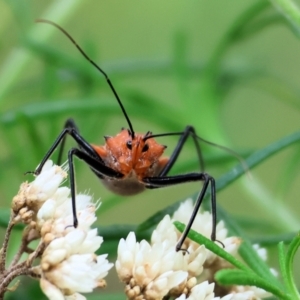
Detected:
left=175, top=222, right=300, bottom=299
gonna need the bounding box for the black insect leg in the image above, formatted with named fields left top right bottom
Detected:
left=28, top=118, right=123, bottom=228
left=56, top=118, right=80, bottom=165
left=155, top=125, right=205, bottom=176
left=146, top=126, right=218, bottom=250
left=143, top=172, right=216, bottom=251
left=175, top=177, right=216, bottom=251
left=32, top=122, right=101, bottom=175
left=67, top=148, right=123, bottom=227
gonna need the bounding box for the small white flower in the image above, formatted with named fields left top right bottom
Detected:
left=31, top=160, right=67, bottom=201
left=175, top=281, right=215, bottom=300
left=230, top=287, right=269, bottom=299
left=116, top=212, right=208, bottom=300
left=217, top=290, right=258, bottom=300
left=151, top=214, right=178, bottom=246
left=152, top=215, right=206, bottom=277
left=117, top=231, right=189, bottom=299
left=12, top=160, right=67, bottom=225
left=37, top=192, right=98, bottom=244
left=39, top=227, right=113, bottom=299
left=40, top=278, right=66, bottom=300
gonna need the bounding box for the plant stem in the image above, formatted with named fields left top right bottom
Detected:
left=0, top=215, right=15, bottom=272
left=0, top=265, right=30, bottom=298
left=9, top=238, right=28, bottom=268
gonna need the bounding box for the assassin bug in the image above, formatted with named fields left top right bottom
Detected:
left=32, top=19, right=235, bottom=251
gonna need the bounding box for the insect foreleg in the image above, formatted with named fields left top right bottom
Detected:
left=67, top=147, right=124, bottom=227
left=56, top=118, right=79, bottom=165
left=32, top=122, right=100, bottom=175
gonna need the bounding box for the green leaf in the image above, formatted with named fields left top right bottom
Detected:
left=174, top=221, right=251, bottom=273
left=216, top=205, right=281, bottom=287
left=252, top=232, right=296, bottom=246
left=283, top=232, right=300, bottom=299
left=175, top=220, right=288, bottom=299
left=0, top=99, right=117, bottom=125
left=276, top=144, right=300, bottom=197
left=97, top=224, right=138, bottom=241
left=232, top=215, right=279, bottom=234
left=216, top=269, right=289, bottom=299
left=278, top=241, right=289, bottom=290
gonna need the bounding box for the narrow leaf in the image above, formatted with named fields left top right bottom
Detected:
left=174, top=221, right=251, bottom=273
left=278, top=241, right=289, bottom=289
left=216, top=205, right=281, bottom=287
left=252, top=232, right=296, bottom=246
left=284, top=232, right=300, bottom=298
left=216, top=269, right=289, bottom=299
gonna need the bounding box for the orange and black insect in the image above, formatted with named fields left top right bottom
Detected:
left=32, top=19, right=226, bottom=251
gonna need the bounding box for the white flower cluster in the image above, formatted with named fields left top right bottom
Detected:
left=116, top=199, right=271, bottom=300
left=116, top=226, right=211, bottom=300
left=10, top=161, right=273, bottom=300
left=12, top=161, right=68, bottom=225
left=13, top=161, right=113, bottom=300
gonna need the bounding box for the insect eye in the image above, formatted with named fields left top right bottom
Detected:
left=142, top=144, right=149, bottom=152
left=126, top=140, right=132, bottom=150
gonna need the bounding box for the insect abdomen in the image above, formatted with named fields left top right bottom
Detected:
left=100, top=171, right=146, bottom=196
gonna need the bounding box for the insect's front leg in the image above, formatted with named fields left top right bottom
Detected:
left=67, top=147, right=123, bottom=227
left=27, top=119, right=100, bottom=175
left=56, top=118, right=79, bottom=165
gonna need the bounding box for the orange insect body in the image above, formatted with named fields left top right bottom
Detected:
left=92, top=129, right=169, bottom=195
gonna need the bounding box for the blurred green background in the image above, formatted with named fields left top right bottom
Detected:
left=0, top=0, right=300, bottom=299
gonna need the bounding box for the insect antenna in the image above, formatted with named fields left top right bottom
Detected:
left=36, top=19, right=135, bottom=139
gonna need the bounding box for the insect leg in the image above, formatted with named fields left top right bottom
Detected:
left=32, top=124, right=101, bottom=175
left=68, top=147, right=123, bottom=227
left=143, top=173, right=216, bottom=251
left=159, top=125, right=204, bottom=176
left=56, top=118, right=79, bottom=165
